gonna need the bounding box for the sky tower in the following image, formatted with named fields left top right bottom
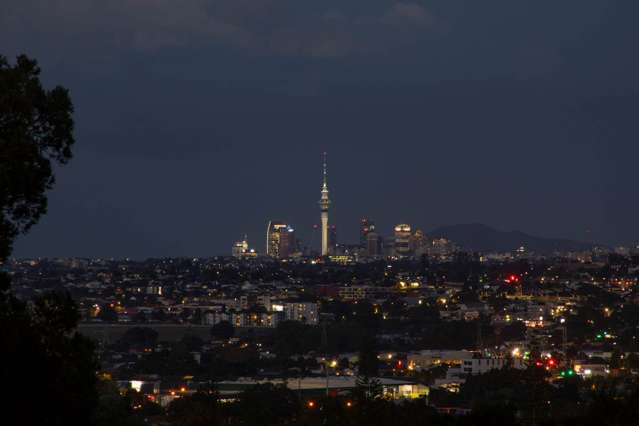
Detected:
left=319, top=153, right=331, bottom=256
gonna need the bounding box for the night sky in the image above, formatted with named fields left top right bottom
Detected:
left=4, top=1, right=639, bottom=258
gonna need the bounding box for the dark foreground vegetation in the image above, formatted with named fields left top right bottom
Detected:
left=98, top=378, right=639, bottom=426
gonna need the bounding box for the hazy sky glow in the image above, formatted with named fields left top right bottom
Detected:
left=4, top=1, right=639, bottom=257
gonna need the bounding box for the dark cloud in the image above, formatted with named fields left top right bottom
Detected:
left=2, top=0, right=437, bottom=56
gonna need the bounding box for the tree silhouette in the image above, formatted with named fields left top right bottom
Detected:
left=167, top=392, right=221, bottom=426
left=232, top=383, right=299, bottom=426
left=0, top=54, right=74, bottom=265
left=0, top=54, right=99, bottom=424
left=211, top=320, right=234, bottom=340
left=357, top=334, right=379, bottom=377
left=1, top=291, right=99, bottom=424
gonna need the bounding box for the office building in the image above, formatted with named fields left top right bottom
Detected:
left=266, top=221, right=295, bottom=259
left=279, top=226, right=296, bottom=259
left=411, top=229, right=426, bottom=254
left=367, top=231, right=382, bottom=257
left=394, top=224, right=412, bottom=257
left=232, top=238, right=248, bottom=258
left=232, top=235, right=256, bottom=258
left=360, top=218, right=375, bottom=248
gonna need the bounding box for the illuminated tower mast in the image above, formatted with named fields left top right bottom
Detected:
left=319, top=152, right=331, bottom=256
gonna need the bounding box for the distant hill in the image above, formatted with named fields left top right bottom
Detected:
left=428, top=223, right=596, bottom=254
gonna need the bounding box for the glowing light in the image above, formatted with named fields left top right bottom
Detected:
left=307, top=401, right=315, bottom=408
left=506, top=274, right=520, bottom=284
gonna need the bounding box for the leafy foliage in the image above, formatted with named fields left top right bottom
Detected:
left=0, top=54, right=74, bottom=264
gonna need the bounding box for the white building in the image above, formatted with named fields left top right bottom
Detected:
left=447, top=357, right=526, bottom=379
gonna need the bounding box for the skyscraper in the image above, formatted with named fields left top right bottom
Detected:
left=360, top=218, right=375, bottom=248
left=232, top=235, right=249, bottom=258
left=266, top=221, right=294, bottom=259
left=279, top=226, right=296, bottom=259
left=366, top=231, right=382, bottom=257
left=394, top=224, right=412, bottom=257
left=318, top=153, right=331, bottom=256
left=411, top=229, right=426, bottom=254
left=329, top=224, right=337, bottom=254
left=232, top=235, right=257, bottom=258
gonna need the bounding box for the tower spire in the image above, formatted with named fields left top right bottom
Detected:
left=322, top=151, right=328, bottom=190
left=319, top=152, right=331, bottom=256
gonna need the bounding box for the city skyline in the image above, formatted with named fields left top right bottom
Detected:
left=6, top=1, right=639, bottom=258
left=13, top=148, right=627, bottom=259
